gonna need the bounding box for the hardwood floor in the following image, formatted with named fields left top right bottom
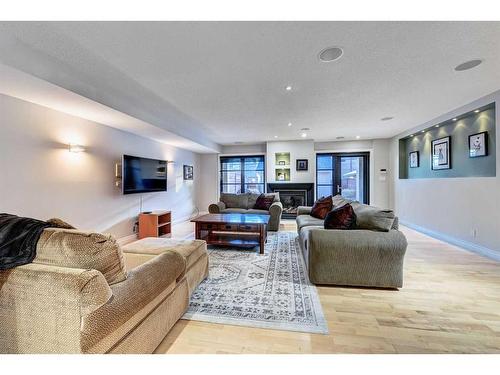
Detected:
left=155, top=222, right=500, bottom=353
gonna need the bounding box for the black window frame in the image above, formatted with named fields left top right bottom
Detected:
left=316, top=152, right=370, bottom=204
left=219, top=155, right=266, bottom=194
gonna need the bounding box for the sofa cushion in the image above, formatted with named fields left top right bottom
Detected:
left=331, top=194, right=352, bottom=208
left=324, top=203, right=357, bottom=230
left=80, top=251, right=184, bottom=352
left=296, top=215, right=324, bottom=230
left=122, top=237, right=209, bottom=297
left=245, top=209, right=270, bottom=215
left=310, top=195, right=333, bottom=219
left=46, top=217, right=75, bottom=229
left=35, top=228, right=127, bottom=285
left=247, top=193, right=260, bottom=209
left=253, top=194, right=275, bottom=210
left=122, top=252, right=156, bottom=271
left=221, top=208, right=248, bottom=214
left=220, top=193, right=248, bottom=209
left=351, top=202, right=396, bottom=232
left=221, top=208, right=269, bottom=215
left=392, top=217, right=399, bottom=230
left=122, top=237, right=206, bottom=271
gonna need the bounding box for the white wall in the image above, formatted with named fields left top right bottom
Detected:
left=197, top=153, right=219, bottom=212
left=266, top=140, right=316, bottom=183
left=314, top=139, right=391, bottom=208
left=0, top=94, right=200, bottom=239
left=220, top=144, right=266, bottom=154
left=389, top=90, right=500, bottom=257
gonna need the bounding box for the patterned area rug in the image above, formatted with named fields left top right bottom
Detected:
left=182, top=231, right=329, bottom=334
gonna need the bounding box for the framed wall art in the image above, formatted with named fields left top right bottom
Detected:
left=468, top=131, right=488, bottom=158
left=183, top=165, right=194, bottom=180
left=296, top=159, right=308, bottom=171
left=431, top=136, right=451, bottom=170
left=409, top=151, right=419, bottom=168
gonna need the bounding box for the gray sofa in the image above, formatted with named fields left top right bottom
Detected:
left=296, top=198, right=407, bottom=288
left=209, top=192, right=283, bottom=231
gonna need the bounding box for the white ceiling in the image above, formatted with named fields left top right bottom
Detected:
left=2, top=22, right=500, bottom=147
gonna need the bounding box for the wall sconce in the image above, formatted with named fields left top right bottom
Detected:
left=68, top=143, right=85, bottom=153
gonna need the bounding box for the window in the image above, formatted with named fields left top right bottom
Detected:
left=220, top=155, right=265, bottom=194
left=316, top=152, right=370, bottom=204
left=316, top=154, right=334, bottom=198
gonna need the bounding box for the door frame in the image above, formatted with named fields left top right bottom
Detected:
left=316, top=151, right=370, bottom=204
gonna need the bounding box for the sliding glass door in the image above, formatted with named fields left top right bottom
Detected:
left=316, top=152, right=369, bottom=204
left=220, top=155, right=265, bottom=194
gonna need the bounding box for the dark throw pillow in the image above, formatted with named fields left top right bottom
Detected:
left=310, top=195, right=333, bottom=220
left=253, top=194, right=275, bottom=210
left=324, top=203, right=357, bottom=230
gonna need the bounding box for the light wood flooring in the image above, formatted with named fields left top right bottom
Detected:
left=155, top=221, right=500, bottom=354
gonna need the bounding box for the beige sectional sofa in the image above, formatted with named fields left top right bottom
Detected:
left=297, top=197, right=407, bottom=289
left=209, top=192, right=283, bottom=231
left=0, top=228, right=208, bottom=354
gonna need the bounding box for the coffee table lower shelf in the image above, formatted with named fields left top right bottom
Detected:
left=192, top=214, right=270, bottom=255
left=205, top=232, right=261, bottom=248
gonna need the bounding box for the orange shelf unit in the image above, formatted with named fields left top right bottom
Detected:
left=138, top=211, right=172, bottom=239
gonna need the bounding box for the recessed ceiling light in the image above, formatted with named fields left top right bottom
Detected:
left=435, top=125, right=439, bottom=128
left=474, top=109, right=480, bottom=113
left=454, top=59, right=483, bottom=72
left=410, top=134, right=414, bottom=137
left=287, top=122, right=292, bottom=127
left=318, top=47, right=344, bottom=62
left=452, top=118, right=457, bottom=121
left=421, top=130, right=425, bottom=133
left=381, top=116, right=394, bottom=121
left=274, top=135, right=278, bottom=138
left=301, top=133, right=307, bottom=138
left=355, top=136, right=361, bottom=139
left=68, top=143, right=85, bottom=153
left=285, top=85, right=292, bottom=91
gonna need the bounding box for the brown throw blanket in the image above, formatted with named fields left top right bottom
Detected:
left=0, top=213, right=61, bottom=270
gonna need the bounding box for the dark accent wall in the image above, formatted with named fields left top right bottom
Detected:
left=399, top=106, right=496, bottom=179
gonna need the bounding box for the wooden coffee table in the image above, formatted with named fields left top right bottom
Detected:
left=191, top=213, right=269, bottom=254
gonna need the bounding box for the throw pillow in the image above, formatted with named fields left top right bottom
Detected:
left=253, top=194, right=275, bottom=210
left=350, top=202, right=396, bottom=232
left=34, top=228, right=127, bottom=285
left=310, top=195, right=333, bottom=220
left=324, top=203, right=357, bottom=230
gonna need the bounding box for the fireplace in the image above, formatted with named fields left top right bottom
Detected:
left=267, top=183, right=314, bottom=218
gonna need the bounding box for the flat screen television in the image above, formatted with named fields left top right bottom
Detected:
left=122, top=154, right=167, bottom=194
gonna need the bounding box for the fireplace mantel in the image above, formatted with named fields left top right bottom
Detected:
left=267, top=183, right=314, bottom=218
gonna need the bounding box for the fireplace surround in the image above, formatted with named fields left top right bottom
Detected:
left=267, top=183, right=314, bottom=218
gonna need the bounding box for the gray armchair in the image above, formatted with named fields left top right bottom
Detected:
left=208, top=192, right=283, bottom=231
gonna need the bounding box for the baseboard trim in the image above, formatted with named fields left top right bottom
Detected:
left=400, top=220, right=500, bottom=262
